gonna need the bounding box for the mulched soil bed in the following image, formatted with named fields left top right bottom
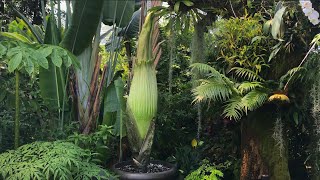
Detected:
left=116, top=162, right=171, bottom=173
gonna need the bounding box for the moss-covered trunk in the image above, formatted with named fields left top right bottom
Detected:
left=240, top=106, right=290, bottom=180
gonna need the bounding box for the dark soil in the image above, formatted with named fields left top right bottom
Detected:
left=117, top=162, right=171, bottom=173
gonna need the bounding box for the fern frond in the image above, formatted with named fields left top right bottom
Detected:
left=193, top=78, right=233, bottom=102
left=237, top=81, right=263, bottom=94
left=230, top=67, right=265, bottom=82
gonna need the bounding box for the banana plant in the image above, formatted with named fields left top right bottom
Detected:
left=60, top=0, right=138, bottom=135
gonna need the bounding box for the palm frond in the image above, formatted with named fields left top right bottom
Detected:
left=223, top=89, right=269, bottom=120
left=230, top=67, right=265, bottom=82
left=191, top=63, right=235, bottom=87
left=193, top=78, right=232, bottom=102
left=242, top=89, right=269, bottom=112
left=237, top=81, right=263, bottom=94
left=223, top=96, right=244, bottom=120
left=190, top=63, right=220, bottom=75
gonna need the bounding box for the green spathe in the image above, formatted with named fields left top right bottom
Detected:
left=128, top=63, right=157, bottom=138
left=127, top=12, right=157, bottom=139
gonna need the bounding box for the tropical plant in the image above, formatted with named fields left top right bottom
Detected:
left=185, top=159, right=224, bottom=180
left=191, top=3, right=320, bottom=179
left=0, top=141, right=115, bottom=180
left=67, top=125, right=116, bottom=165
left=126, top=12, right=161, bottom=169
left=0, top=34, right=78, bottom=148
left=191, top=62, right=271, bottom=121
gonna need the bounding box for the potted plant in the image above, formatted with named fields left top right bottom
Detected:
left=113, top=12, right=177, bottom=180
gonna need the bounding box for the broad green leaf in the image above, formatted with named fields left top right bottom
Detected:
left=271, top=7, right=286, bottom=39
left=7, top=46, right=22, bottom=57
left=8, top=52, right=22, bottom=72
left=114, top=77, right=126, bottom=136
left=103, top=83, right=118, bottom=125
left=66, top=51, right=81, bottom=69
left=25, top=58, right=34, bottom=75
left=0, top=32, right=33, bottom=44
left=182, top=0, right=194, bottom=6
left=64, top=56, right=72, bottom=68
left=102, top=0, right=135, bottom=28
left=0, top=43, right=7, bottom=57
left=60, top=0, right=103, bottom=55
left=51, top=49, right=62, bottom=67
left=39, top=47, right=53, bottom=57
left=37, top=56, right=49, bottom=69
left=263, top=20, right=272, bottom=34
left=120, top=9, right=141, bottom=38
left=39, top=15, right=66, bottom=110
left=10, top=6, right=44, bottom=43
left=174, top=2, right=180, bottom=12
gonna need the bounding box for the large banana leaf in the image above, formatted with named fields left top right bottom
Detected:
left=60, top=0, right=103, bottom=55
left=39, top=16, right=66, bottom=110
left=102, top=75, right=126, bottom=136
left=102, top=0, right=135, bottom=28
left=119, top=9, right=141, bottom=38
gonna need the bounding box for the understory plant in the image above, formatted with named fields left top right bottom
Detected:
left=0, top=141, right=115, bottom=180
left=185, top=159, right=224, bottom=180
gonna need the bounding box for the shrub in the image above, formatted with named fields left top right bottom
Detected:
left=185, top=160, right=223, bottom=180
left=0, top=141, right=115, bottom=180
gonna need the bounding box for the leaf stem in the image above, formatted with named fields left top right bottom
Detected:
left=284, top=43, right=315, bottom=91
left=14, top=70, right=20, bottom=149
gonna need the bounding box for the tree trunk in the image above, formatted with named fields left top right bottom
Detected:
left=240, top=106, right=291, bottom=180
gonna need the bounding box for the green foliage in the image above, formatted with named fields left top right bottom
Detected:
left=223, top=89, right=269, bottom=120
left=7, top=17, right=43, bottom=43
left=102, top=0, right=135, bottom=28
left=192, top=62, right=271, bottom=120
left=0, top=40, right=79, bottom=75
left=185, top=160, right=224, bottom=180
left=0, top=141, right=115, bottom=180
left=230, top=67, right=265, bottom=82
left=0, top=69, right=71, bottom=151
left=208, top=16, right=275, bottom=75
left=67, top=125, right=116, bottom=164
left=60, top=0, right=104, bottom=55
left=271, top=6, right=286, bottom=39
